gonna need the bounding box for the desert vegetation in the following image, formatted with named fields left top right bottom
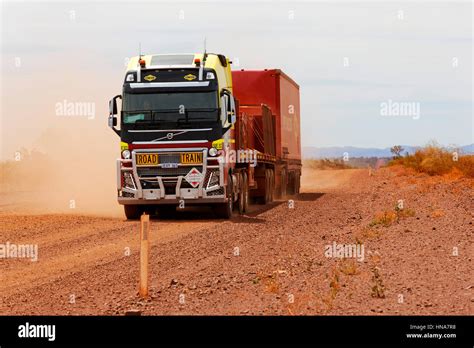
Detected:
left=389, top=144, right=474, bottom=177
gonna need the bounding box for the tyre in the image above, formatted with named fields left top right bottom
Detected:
left=213, top=197, right=233, bottom=219
left=124, top=205, right=143, bottom=220
left=295, top=173, right=300, bottom=195
left=239, top=172, right=249, bottom=214
left=238, top=173, right=245, bottom=214
left=213, top=174, right=233, bottom=219
left=288, top=172, right=294, bottom=195
left=264, top=169, right=271, bottom=204
left=242, top=172, right=249, bottom=213
left=269, top=169, right=274, bottom=202
left=280, top=169, right=287, bottom=198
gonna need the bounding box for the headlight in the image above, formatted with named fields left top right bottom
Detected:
left=122, top=150, right=131, bottom=159
left=208, top=147, right=218, bottom=156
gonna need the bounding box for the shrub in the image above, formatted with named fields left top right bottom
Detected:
left=390, top=143, right=473, bottom=178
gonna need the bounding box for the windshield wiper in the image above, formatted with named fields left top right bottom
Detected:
left=177, top=117, right=217, bottom=124
left=133, top=119, right=153, bottom=123
left=185, top=108, right=219, bottom=112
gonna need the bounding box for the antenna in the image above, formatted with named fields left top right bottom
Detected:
left=137, top=42, right=142, bottom=82
left=198, top=37, right=207, bottom=81
left=203, top=37, right=208, bottom=64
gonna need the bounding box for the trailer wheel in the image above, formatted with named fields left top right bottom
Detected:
left=242, top=172, right=249, bottom=213
left=287, top=172, right=294, bottom=195
left=263, top=170, right=268, bottom=203
left=237, top=173, right=245, bottom=214
left=264, top=169, right=270, bottom=204
left=269, top=169, right=275, bottom=202
left=280, top=169, right=287, bottom=198
left=124, top=205, right=143, bottom=220
left=295, top=173, right=301, bottom=195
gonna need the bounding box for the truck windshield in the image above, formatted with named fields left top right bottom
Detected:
left=122, top=91, right=218, bottom=125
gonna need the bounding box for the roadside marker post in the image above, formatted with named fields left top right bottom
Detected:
left=139, top=213, right=150, bottom=298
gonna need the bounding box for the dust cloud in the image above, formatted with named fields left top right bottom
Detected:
left=0, top=116, right=123, bottom=217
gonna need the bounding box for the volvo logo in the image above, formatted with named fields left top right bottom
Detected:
left=166, top=132, right=174, bottom=140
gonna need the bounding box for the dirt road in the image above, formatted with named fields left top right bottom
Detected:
left=0, top=168, right=472, bottom=315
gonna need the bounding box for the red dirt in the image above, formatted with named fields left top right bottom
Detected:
left=0, top=168, right=472, bottom=315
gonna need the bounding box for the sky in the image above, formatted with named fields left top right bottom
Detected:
left=0, top=0, right=472, bottom=161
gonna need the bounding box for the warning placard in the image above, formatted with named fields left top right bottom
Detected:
left=184, top=167, right=204, bottom=188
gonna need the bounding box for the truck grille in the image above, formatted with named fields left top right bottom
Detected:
left=137, top=167, right=199, bottom=177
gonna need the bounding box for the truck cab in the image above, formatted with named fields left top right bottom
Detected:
left=109, top=53, right=238, bottom=219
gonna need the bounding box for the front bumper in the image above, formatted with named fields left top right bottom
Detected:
left=117, top=148, right=226, bottom=205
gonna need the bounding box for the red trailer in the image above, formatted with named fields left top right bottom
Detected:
left=232, top=69, right=302, bottom=199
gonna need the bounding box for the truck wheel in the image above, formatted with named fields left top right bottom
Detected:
left=265, top=169, right=272, bottom=204
left=214, top=198, right=233, bottom=219
left=287, top=172, right=294, bottom=195
left=239, top=172, right=249, bottom=214
left=264, top=169, right=270, bottom=204
left=124, top=205, right=142, bottom=220
left=242, top=172, right=249, bottom=213
left=214, top=175, right=233, bottom=219
left=238, top=173, right=244, bottom=214
left=269, top=169, right=275, bottom=202
left=295, top=173, right=300, bottom=195
left=280, top=170, right=287, bottom=198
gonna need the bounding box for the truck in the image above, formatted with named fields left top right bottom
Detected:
left=108, top=53, right=301, bottom=219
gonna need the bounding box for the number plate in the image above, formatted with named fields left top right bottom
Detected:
left=136, top=153, right=159, bottom=166
left=180, top=152, right=203, bottom=164
left=161, top=162, right=179, bottom=168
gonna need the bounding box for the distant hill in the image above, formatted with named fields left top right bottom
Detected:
left=303, top=144, right=474, bottom=159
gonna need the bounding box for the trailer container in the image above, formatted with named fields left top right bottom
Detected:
left=232, top=69, right=302, bottom=197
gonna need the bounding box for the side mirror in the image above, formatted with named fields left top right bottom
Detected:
left=220, top=94, right=229, bottom=125
left=108, top=95, right=122, bottom=136
left=227, top=95, right=236, bottom=124
left=108, top=116, right=117, bottom=127
left=109, top=98, right=118, bottom=115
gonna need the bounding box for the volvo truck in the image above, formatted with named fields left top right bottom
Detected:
left=108, top=53, right=301, bottom=219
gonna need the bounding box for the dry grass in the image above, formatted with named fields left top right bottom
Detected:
left=329, top=269, right=340, bottom=299
left=369, top=206, right=416, bottom=227
left=371, top=266, right=386, bottom=298
left=339, top=259, right=359, bottom=276
left=261, top=273, right=279, bottom=294
left=430, top=209, right=445, bottom=218
left=304, top=158, right=352, bottom=170
left=355, top=227, right=382, bottom=244
left=396, top=208, right=416, bottom=219
left=390, top=144, right=474, bottom=178
left=369, top=211, right=398, bottom=227
left=456, top=155, right=474, bottom=177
